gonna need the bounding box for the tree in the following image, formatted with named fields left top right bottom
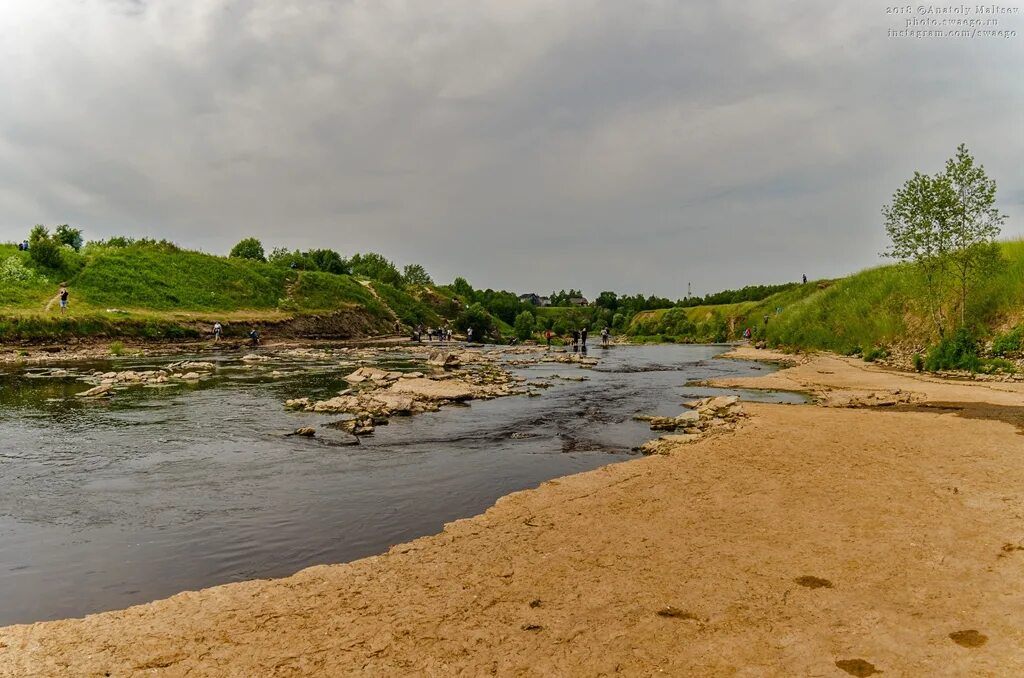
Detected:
left=883, top=144, right=1005, bottom=335
left=28, top=225, right=63, bottom=269
left=402, top=263, right=433, bottom=287
left=457, top=302, right=495, bottom=342
left=943, top=144, right=1006, bottom=325
left=451, top=277, right=474, bottom=300
left=230, top=237, right=266, bottom=262
left=595, top=291, right=619, bottom=311
left=307, top=248, right=349, bottom=275
left=513, top=310, right=535, bottom=341
left=54, top=225, right=83, bottom=251
left=268, top=247, right=305, bottom=269
left=349, top=252, right=404, bottom=286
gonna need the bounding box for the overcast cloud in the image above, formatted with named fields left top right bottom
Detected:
left=1, top=0, right=1021, bottom=298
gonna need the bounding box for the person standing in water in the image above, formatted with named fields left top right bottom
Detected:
left=580, top=327, right=588, bottom=348
left=601, top=326, right=610, bottom=346
left=58, top=285, right=69, bottom=315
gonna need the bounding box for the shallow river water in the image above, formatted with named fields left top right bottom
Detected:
left=0, top=343, right=800, bottom=625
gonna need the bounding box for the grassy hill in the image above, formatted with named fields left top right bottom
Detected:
left=627, top=283, right=824, bottom=343
left=0, top=242, right=445, bottom=342
left=767, top=239, right=1024, bottom=356
left=626, top=239, right=1024, bottom=367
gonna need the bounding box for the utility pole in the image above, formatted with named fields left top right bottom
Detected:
left=687, top=282, right=691, bottom=299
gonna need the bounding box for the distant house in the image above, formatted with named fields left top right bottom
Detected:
left=539, top=296, right=551, bottom=307
left=569, top=297, right=589, bottom=307
left=519, top=293, right=543, bottom=305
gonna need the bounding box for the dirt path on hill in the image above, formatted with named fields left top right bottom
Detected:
left=2, top=349, right=1023, bottom=676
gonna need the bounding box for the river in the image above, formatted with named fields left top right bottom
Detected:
left=0, top=343, right=801, bottom=626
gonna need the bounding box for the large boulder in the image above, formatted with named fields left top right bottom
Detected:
left=367, top=393, right=416, bottom=415
left=427, top=351, right=461, bottom=368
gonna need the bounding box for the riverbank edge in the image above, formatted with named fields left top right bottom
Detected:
left=3, top=347, right=1024, bottom=675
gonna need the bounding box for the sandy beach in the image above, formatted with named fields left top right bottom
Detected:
left=2, top=348, right=1023, bottom=676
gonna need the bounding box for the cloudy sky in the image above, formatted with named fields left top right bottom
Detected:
left=1, top=1, right=1021, bottom=298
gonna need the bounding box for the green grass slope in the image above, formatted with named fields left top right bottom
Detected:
left=627, top=284, right=824, bottom=343
left=768, top=239, right=1024, bottom=355
left=624, top=239, right=1024, bottom=354
left=0, top=243, right=448, bottom=341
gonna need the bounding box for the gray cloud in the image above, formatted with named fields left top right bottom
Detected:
left=1, top=0, right=1021, bottom=298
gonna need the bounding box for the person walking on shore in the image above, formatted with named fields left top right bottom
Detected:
left=544, top=329, right=553, bottom=348
left=248, top=328, right=260, bottom=346
left=580, top=327, right=588, bottom=349
left=572, top=329, right=579, bottom=351
left=58, top=285, right=69, bottom=315
left=213, top=322, right=222, bottom=342
left=466, top=327, right=473, bottom=343
left=601, top=326, right=610, bottom=346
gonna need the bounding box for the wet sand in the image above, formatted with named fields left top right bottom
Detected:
left=3, top=349, right=1024, bottom=676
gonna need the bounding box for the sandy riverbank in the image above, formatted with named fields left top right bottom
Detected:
left=2, top=349, right=1023, bottom=676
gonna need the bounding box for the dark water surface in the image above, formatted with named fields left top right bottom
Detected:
left=0, top=344, right=800, bottom=625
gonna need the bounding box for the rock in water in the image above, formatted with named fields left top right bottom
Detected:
left=75, top=384, right=113, bottom=398
left=427, top=351, right=461, bottom=368
left=291, top=427, right=316, bottom=437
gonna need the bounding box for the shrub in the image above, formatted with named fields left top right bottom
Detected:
left=912, top=353, right=924, bottom=372
left=0, top=256, right=41, bottom=283
left=349, top=252, right=403, bottom=287
left=28, top=225, right=63, bottom=269
left=307, top=249, right=349, bottom=275
left=990, top=325, right=1024, bottom=357
left=925, top=327, right=981, bottom=372
left=110, top=341, right=125, bottom=356
left=229, top=238, right=266, bottom=261
left=863, top=346, right=889, bottom=362
left=980, top=358, right=1016, bottom=374
left=54, top=225, right=84, bottom=251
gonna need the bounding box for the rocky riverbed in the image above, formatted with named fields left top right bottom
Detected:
left=5, top=347, right=1023, bottom=676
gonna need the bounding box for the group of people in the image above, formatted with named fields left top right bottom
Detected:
left=540, top=326, right=612, bottom=349
left=410, top=325, right=454, bottom=342
left=16, top=240, right=29, bottom=251
left=209, top=322, right=260, bottom=346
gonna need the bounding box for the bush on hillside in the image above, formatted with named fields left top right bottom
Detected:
left=28, top=226, right=63, bottom=269
left=990, top=325, right=1024, bottom=357
left=925, top=327, right=981, bottom=372
left=307, top=249, right=349, bottom=275
left=229, top=238, right=266, bottom=262
left=0, top=255, right=42, bottom=283
left=349, top=252, right=404, bottom=287
left=402, top=263, right=433, bottom=287
left=54, top=225, right=84, bottom=251
left=862, top=346, right=889, bottom=362
left=979, top=358, right=1016, bottom=375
